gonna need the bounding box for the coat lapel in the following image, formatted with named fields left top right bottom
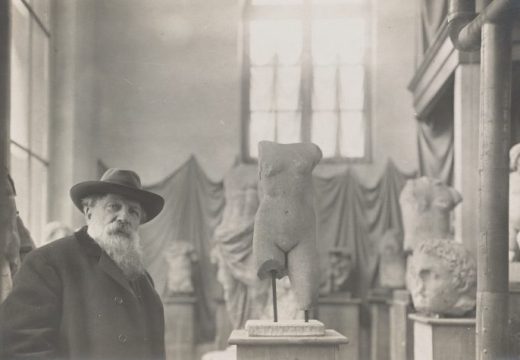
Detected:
left=98, top=251, right=135, bottom=295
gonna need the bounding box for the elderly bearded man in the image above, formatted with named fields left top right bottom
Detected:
left=0, top=169, right=166, bottom=360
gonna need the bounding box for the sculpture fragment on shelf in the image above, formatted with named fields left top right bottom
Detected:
left=163, top=240, right=198, bottom=297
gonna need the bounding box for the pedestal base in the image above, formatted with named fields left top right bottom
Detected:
left=229, top=328, right=348, bottom=360
left=368, top=289, right=391, bottom=360
left=388, top=289, right=413, bottom=360
left=409, top=314, right=475, bottom=360
left=317, top=293, right=361, bottom=360
left=164, top=294, right=196, bottom=360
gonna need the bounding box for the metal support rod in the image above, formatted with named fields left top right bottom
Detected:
left=476, top=17, right=513, bottom=360
left=0, top=0, right=11, bottom=302
left=448, top=0, right=518, bottom=51
left=271, top=270, right=278, bottom=322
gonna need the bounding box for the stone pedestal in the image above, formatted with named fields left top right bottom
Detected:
left=409, top=314, right=475, bottom=360
left=317, top=293, right=361, bottom=360
left=229, top=320, right=348, bottom=360
left=164, top=294, right=196, bottom=360
left=388, top=290, right=413, bottom=360
left=214, top=296, right=233, bottom=350
left=368, top=289, right=391, bottom=360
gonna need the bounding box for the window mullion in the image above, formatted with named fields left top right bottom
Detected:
left=300, top=0, right=312, bottom=143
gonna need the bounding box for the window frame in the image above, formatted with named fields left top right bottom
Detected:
left=240, top=0, right=372, bottom=164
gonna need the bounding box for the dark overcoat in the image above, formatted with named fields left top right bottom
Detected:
left=0, top=227, right=165, bottom=360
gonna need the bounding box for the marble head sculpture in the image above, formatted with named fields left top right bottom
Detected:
left=509, top=143, right=520, bottom=261
left=253, top=141, right=322, bottom=311
left=408, top=238, right=476, bottom=316
left=399, top=177, right=462, bottom=253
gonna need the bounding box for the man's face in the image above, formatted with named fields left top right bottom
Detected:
left=409, top=251, right=460, bottom=314
left=85, top=193, right=145, bottom=278
left=86, top=193, right=143, bottom=238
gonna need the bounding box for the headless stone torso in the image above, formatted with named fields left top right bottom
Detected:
left=253, top=141, right=322, bottom=311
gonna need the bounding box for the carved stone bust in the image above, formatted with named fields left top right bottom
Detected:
left=163, top=241, right=198, bottom=297
left=408, top=238, right=476, bottom=316
left=378, top=229, right=406, bottom=289
left=399, top=177, right=462, bottom=253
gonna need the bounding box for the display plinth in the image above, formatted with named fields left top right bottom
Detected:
left=388, top=289, right=413, bottom=360
left=317, top=293, right=361, bottom=360
left=164, top=294, right=196, bottom=360
left=229, top=320, right=348, bottom=360
left=409, top=313, right=475, bottom=360
left=368, top=289, right=391, bottom=360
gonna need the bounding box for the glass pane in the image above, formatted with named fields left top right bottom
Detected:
left=311, top=112, right=338, bottom=158
left=28, top=0, right=51, bottom=32
left=250, top=20, right=302, bottom=66
left=312, top=66, right=336, bottom=110
left=30, top=158, right=48, bottom=246
left=339, top=65, right=364, bottom=110
left=276, top=112, right=301, bottom=143
left=250, top=112, right=276, bottom=158
left=250, top=67, right=275, bottom=111
left=276, top=66, right=301, bottom=110
left=10, top=0, right=30, bottom=147
left=30, top=25, right=50, bottom=160
left=312, top=18, right=365, bottom=65
left=339, top=112, right=365, bottom=157
left=10, top=144, right=30, bottom=221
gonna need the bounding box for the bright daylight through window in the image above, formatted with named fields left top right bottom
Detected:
left=244, top=0, right=369, bottom=161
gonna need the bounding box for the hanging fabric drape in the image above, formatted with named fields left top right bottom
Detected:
left=130, top=156, right=414, bottom=343
left=419, top=0, right=449, bottom=53
left=140, top=156, right=225, bottom=342
left=417, top=86, right=455, bottom=185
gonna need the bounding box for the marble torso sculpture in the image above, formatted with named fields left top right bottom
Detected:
left=320, top=248, right=353, bottom=295
left=378, top=229, right=406, bottom=289
left=408, top=238, right=476, bottom=316
left=163, top=241, right=198, bottom=297
left=399, top=177, right=462, bottom=253
left=253, top=141, right=322, bottom=311
left=509, top=143, right=520, bottom=261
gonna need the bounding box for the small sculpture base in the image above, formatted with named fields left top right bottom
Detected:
left=229, top=327, right=348, bottom=360
left=245, top=319, right=325, bottom=337
left=409, top=313, right=475, bottom=360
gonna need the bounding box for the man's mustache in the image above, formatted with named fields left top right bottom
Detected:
left=106, top=221, right=133, bottom=236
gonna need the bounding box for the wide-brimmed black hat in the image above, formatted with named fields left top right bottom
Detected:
left=70, top=168, right=164, bottom=223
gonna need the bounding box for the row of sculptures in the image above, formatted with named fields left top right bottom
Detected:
left=162, top=142, right=520, bottom=322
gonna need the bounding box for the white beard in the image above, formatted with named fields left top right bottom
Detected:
left=88, top=220, right=145, bottom=279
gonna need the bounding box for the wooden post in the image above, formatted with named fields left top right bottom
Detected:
left=0, top=0, right=11, bottom=302
left=477, top=13, right=513, bottom=360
